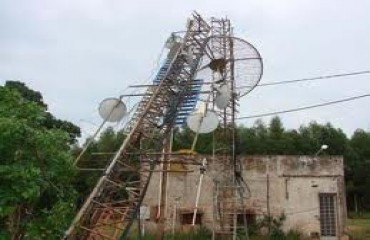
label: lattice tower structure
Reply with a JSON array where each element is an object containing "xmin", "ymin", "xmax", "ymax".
[
  {"xmin": 208, "ymin": 17, "xmax": 249, "ymax": 239},
  {"xmin": 63, "ymin": 12, "xmax": 211, "ymax": 240}
]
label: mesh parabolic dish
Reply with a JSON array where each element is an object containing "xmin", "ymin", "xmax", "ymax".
[
  {"xmin": 98, "ymin": 98, "xmax": 127, "ymax": 122},
  {"xmin": 198, "ymin": 36, "xmax": 263, "ymax": 97},
  {"xmin": 186, "ymin": 110, "xmax": 219, "ymax": 134}
]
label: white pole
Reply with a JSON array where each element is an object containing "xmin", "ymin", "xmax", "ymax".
[{"xmin": 192, "ymin": 158, "xmax": 207, "ymax": 225}]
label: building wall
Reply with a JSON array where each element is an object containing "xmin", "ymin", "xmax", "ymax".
[{"xmin": 142, "ymin": 155, "xmax": 346, "ymax": 238}]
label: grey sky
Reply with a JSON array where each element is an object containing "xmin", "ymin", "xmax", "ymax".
[{"xmin": 1, "ymin": 0, "xmax": 369, "ymax": 140}]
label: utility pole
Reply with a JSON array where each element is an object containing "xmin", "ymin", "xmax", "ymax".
[{"xmin": 155, "ymin": 135, "xmax": 172, "ymax": 240}]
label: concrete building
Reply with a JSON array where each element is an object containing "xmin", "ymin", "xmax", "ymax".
[{"xmin": 142, "ymin": 155, "xmax": 346, "ymax": 239}]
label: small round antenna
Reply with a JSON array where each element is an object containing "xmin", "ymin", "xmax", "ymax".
[
  {"xmin": 187, "ymin": 110, "xmax": 219, "ymax": 134},
  {"xmin": 98, "ymin": 97, "xmax": 127, "ymax": 122},
  {"xmin": 215, "ymin": 84, "xmax": 231, "ymax": 109}
]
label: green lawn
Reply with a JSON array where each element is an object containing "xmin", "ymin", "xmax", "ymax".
[{"xmin": 348, "ymin": 217, "xmax": 370, "ymax": 240}]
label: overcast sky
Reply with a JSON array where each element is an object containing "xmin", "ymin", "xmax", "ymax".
[{"xmin": 1, "ymin": 0, "xmax": 369, "ymax": 140}]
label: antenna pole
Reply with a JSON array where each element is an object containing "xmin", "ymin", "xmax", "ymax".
[{"xmin": 155, "ymin": 136, "xmax": 171, "ymax": 240}]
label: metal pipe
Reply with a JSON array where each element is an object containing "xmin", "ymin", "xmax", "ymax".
[{"xmin": 192, "ymin": 158, "xmax": 207, "ymax": 225}]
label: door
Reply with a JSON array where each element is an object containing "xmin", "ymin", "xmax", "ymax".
[{"xmin": 319, "ymin": 193, "xmax": 338, "ymax": 240}]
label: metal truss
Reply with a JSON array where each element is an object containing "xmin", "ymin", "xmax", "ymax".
[
  {"xmin": 64, "ymin": 12, "xmax": 262, "ymax": 240},
  {"xmin": 63, "ymin": 12, "xmax": 211, "ymax": 240}
]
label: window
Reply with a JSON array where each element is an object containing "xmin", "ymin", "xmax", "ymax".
[{"xmin": 319, "ymin": 193, "xmax": 337, "ymax": 237}]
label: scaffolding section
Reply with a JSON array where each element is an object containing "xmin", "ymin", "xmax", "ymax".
[{"xmin": 207, "ymin": 17, "xmax": 250, "ymax": 239}]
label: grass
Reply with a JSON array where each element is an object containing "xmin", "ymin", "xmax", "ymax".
[
  {"xmin": 129, "ymin": 228, "xmax": 304, "ymax": 240},
  {"xmin": 126, "ymin": 215, "xmax": 370, "ymax": 240},
  {"xmin": 348, "ymin": 212, "xmax": 370, "ymax": 240},
  {"xmin": 128, "ymin": 227, "xmax": 212, "ymax": 240}
]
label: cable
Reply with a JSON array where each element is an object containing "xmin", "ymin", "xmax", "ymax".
[
  {"xmin": 236, "ymin": 94, "xmax": 370, "ymax": 120},
  {"xmin": 239, "ymin": 70, "xmax": 370, "ymax": 89}
]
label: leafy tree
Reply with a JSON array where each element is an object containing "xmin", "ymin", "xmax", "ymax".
[
  {"xmin": 173, "ymin": 126, "xmax": 196, "ymax": 151},
  {"xmin": 5, "ymin": 80, "xmax": 81, "ymax": 143},
  {"xmin": 253, "ymin": 119, "xmax": 269, "ymax": 154},
  {"xmin": 267, "ymin": 117, "xmax": 287, "ymax": 154},
  {"xmin": 346, "ymin": 130, "xmax": 370, "ymax": 211},
  {"xmin": 0, "ymin": 86, "xmax": 77, "ymax": 239},
  {"xmin": 5, "ymin": 81, "xmax": 46, "ymax": 108},
  {"xmin": 295, "ymin": 122, "xmax": 348, "ymax": 155},
  {"xmin": 238, "ymin": 125, "xmax": 258, "ymax": 154}
]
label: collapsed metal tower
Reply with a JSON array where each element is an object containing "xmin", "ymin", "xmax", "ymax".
[{"xmin": 64, "ymin": 12, "xmax": 262, "ymax": 240}]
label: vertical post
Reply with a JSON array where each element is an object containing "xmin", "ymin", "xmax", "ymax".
[
  {"xmin": 165, "ymin": 129, "xmax": 174, "ymax": 222},
  {"xmin": 267, "ymin": 173, "xmax": 271, "ymax": 235},
  {"xmin": 229, "ymin": 28, "xmax": 239, "ymax": 240},
  {"xmin": 155, "ymin": 136, "xmax": 171, "ymax": 240},
  {"xmin": 192, "ymin": 158, "xmax": 207, "ymax": 226}
]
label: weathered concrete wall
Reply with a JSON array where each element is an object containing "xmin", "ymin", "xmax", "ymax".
[{"xmin": 142, "ymin": 155, "xmax": 346, "ymax": 238}]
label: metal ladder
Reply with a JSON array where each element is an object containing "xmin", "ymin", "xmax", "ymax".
[{"xmin": 214, "ymin": 181, "xmax": 249, "ymax": 239}]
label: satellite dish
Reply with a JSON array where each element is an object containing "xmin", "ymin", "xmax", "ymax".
[
  {"xmin": 187, "ymin": 110, "xmax": 218, "ymax": 134},
  {"xmin": 197, "ymin": 36, "xmax": 263, "ymax": 97},
  {"xmin": 215, "ymin": 84, "xmax": 231, "ymax": 109},
  {"xmin": 98, "ymin": 98, "xmax": 127, "ymax": 122}
]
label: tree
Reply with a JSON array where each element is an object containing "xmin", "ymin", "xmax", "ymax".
[
  {"xmin": 5, "ymin": 81, "xmax": 46, "ymax": 108},
  {"xmin": 253, "ymin": 119, "xmax": 269, "ymax": 154},
  {"xmin": 237, "ymin": 125, "xmax": 258, "ymax": 154},
  {"xmin": 173, "ymin": 126, "xmax": 196, "ymax": 151},
  {"xmin": 267, "ymin": 117, "xmax": 287, "ymax": 154},
  {"xmin": 0, "ymin": 85, "xmax": 77, "ymax": 239},
  {"xmin": 5, "ymin": 81, "xmax": 81, "ymax": 143},
  {"xmin": 346, "ymin": 130, "xmax": 370, "ymax": 211}
]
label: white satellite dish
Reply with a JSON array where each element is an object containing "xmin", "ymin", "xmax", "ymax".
[
  {"xmin": 187, "ymin": 110, "xmax": 219, "ymax": 134},
  {"xmin": 98, "ymin": 98, "xmax": 127, "ymax": 122},
  {"xmin": 215, "ymin": 84, "xmax": 231, "ymax": 109}
]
